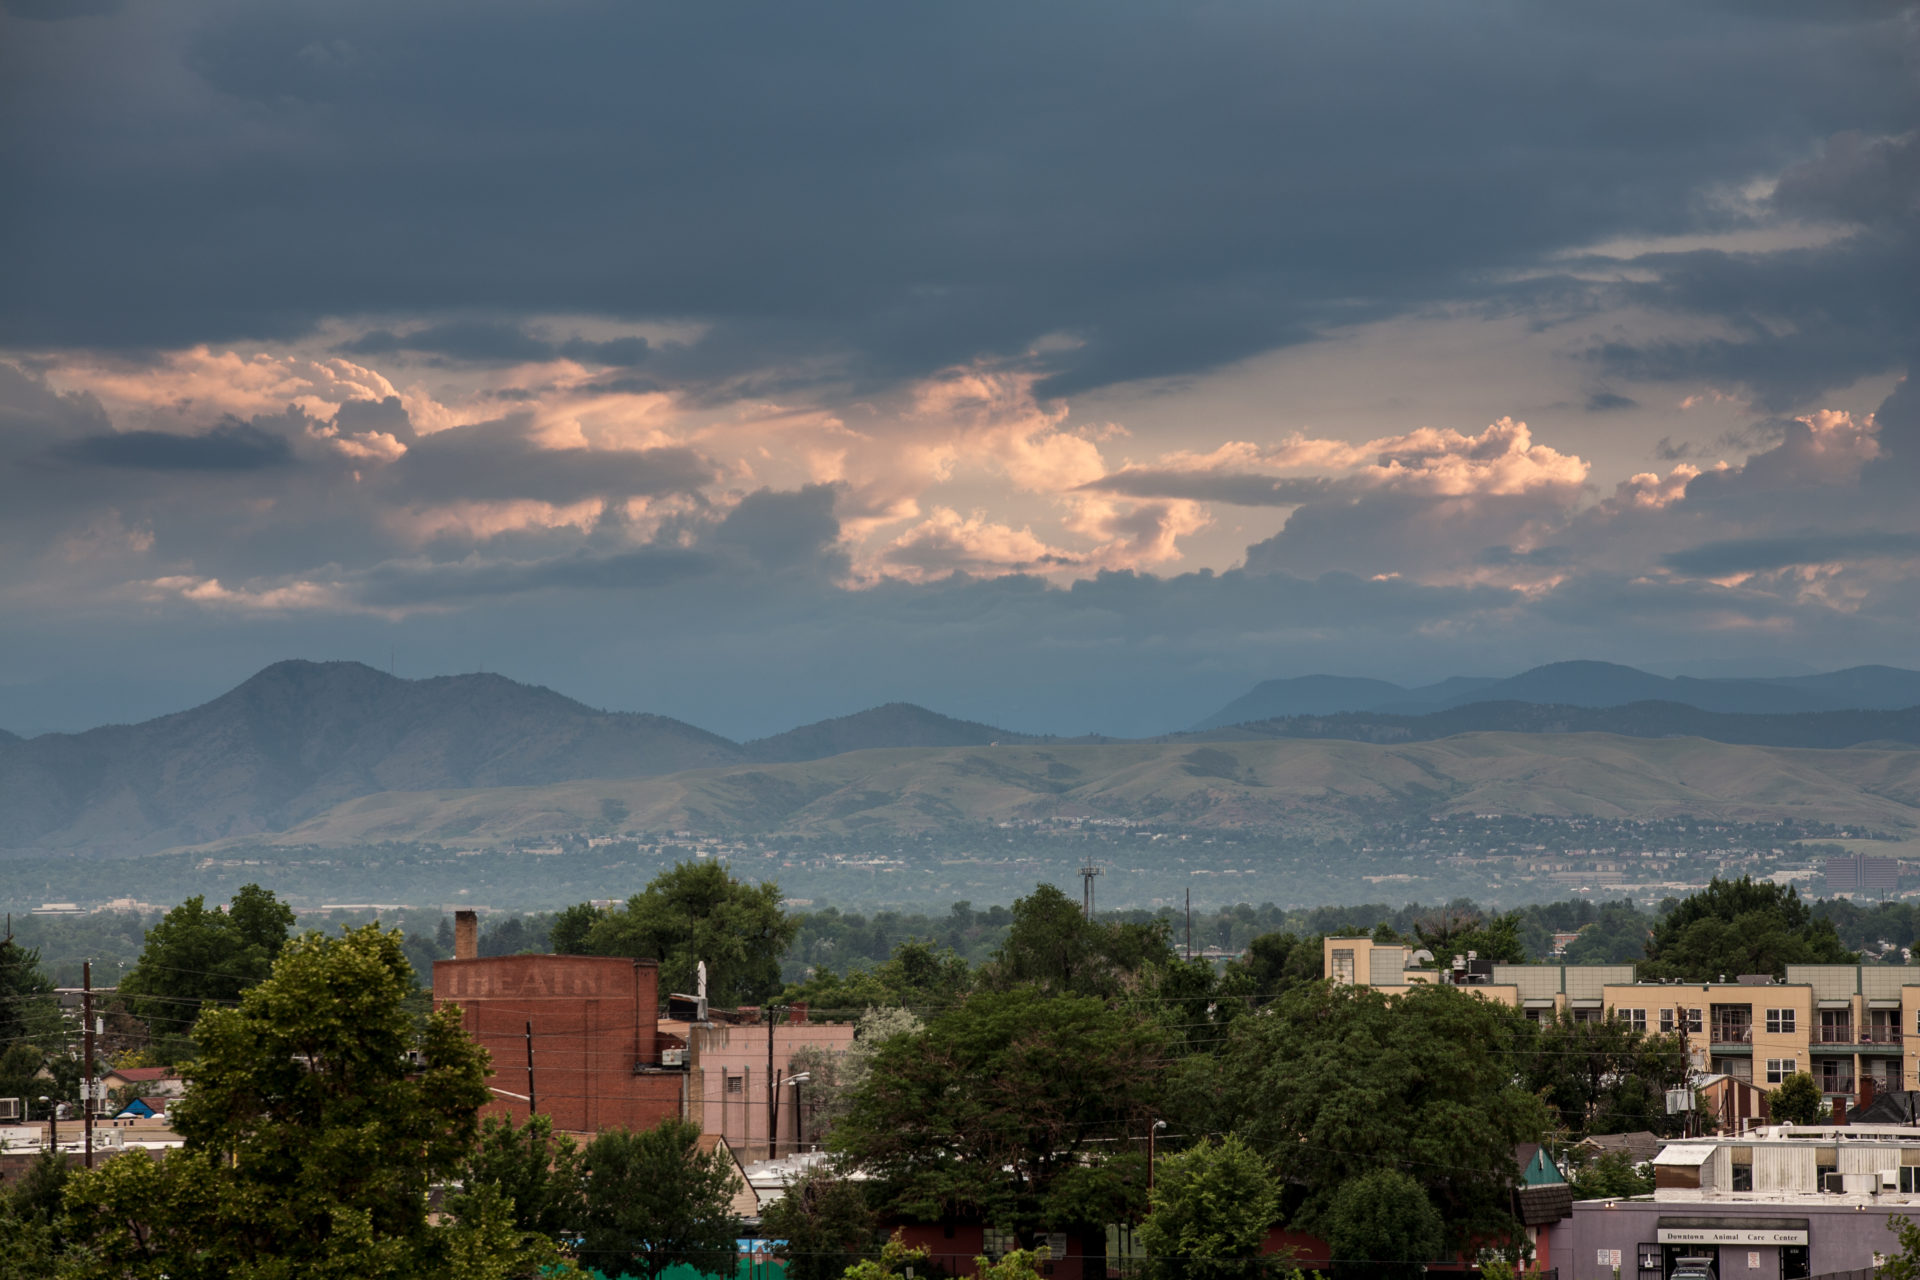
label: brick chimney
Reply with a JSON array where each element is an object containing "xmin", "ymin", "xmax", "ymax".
[
  {"xmin": 454, "ymin": 909, "xmax": 478, "ymax": 960},
  {"xmin": 1861, "ymin": 1076, "xmax": 1877, "ymax": 1111},
  {"xmin": 1832, "ymin": 1095, "xmax": 1848, "ymax": 1127}
]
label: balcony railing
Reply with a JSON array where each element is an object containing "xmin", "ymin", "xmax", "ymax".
[
  {"xmin": 1818, "ymin": 1074, "xmax": 1856, "ymax": 1095},
  {"xmin": 1818, "ymin": 1025, "xmax": 1857, "ymax": 1044},
  {"xmin": 1711, "ymin": 1023, "xmax": 1754, "ymax": 1044},
  {"xmin": 1861, "ymin": 1026, "xmax": 1904, "ymax": 1046}
]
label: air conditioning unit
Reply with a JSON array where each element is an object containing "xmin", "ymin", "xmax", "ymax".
[
  {"xmin": 1882, "ymin": 1170, "xmax": 1900, "ymax": 1190},
  {"xmin": 0, "ymin": 1098, "xmax": 20, "ymax": 1122},
  {"xmin": 661, "ymin": 1048, "xmax": 686, "ymax": 1067}
]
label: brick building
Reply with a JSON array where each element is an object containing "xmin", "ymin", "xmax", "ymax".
[{"xmin": 432, "ymin": 911, "xmax": 687, "ymax": 1137}]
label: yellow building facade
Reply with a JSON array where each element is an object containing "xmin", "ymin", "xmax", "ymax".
[{"xmin": 1325, "ymin": 937, "xmax": 1920, "ymax": 1100}]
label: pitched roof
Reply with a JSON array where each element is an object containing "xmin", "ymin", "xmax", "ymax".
[
  {"xmin": 1850, "ymin": 1090, "xmax": 1920, "ymax": 1125},
  {"xmin": 1579, "ymin": 1130, "xmax": 1663, "ymax": 1164},
  {"xmin": 107, "ymin": 1066, "xmax": 178, "ymax": 1083}
]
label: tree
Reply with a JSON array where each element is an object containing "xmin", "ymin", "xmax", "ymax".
[
  {"xmin": 1640, "ymin": 877, "xmax": 1854, "ymax": 981},
  {"xmin": 0, "ymin": 932, "xmax": 53, "ymax": 1050},
  {"xmin": 1877, "ymin": 1213, "xmax": 1920, "ymax": 1280},
  {"xmin": 575, "ymin": 1118, "xmax": 741, "ymax": 1280},
  {"xmin": 763, "ymin": 1166, "xmax": 879, "ymax": 1280},
  {"xmin": 0, "ymin": 1193, "xmax": 56, "ymax": 1280},
  {"xmin": 976, "ymin": 1249, "xmax": 1050, "ymax": 1280},
  {"xmin": 785, "ymin": 939, "xmax": 973, "ymax": 1013},
  {"xmin": 981, "ymin": 885, "xmax": 1174, "ymax": 998},
  {"xmin": 1523, "ymin": 1013, "xmax": 1690, "ymax": 1137},
  {"xmin": 449, "ymin": 1113, "xmax": 583, "ymax": 1243},
  {"xmin": 1322, "ymin": 1170, "xmax": 1442, "ymax": 1280},
  {"xmin": 1218, "ymin": 932, "xmax": 1323, "ymax": 1007},
  {"xmin": 118, "ymin": 884, "xmax": 296, "ymax": 1061},
  {"xmin": 547, "ymin": 903, "xmax": 599, "ymax": 957},
  {"xmin": 1567, "ymin": 1150, "xmax": 1654, "ymax": 1200},
  {"xmin": 1561, "ymin": 901, "xmax": 1652, "ymax": 965},
  {"xmin": 1769, "ymin": 1071, "xmax": 1826, "ymax": 1126},
  {"xmin": 1137, "ymin": 1134, "xmax": 1278, "ymax": 1280},
  {"xmin": 1413, "ymin": 908, "xmax": 1527, "ymax": 964},
  {"xmin": 841, "ymin": 1230, "xmax": 928, "ymax": 1280},
  {"xmin": 1202, "ymin": 982, "xmax": 1546, "ymax": 1254},
  {"xmin": 59, "ymin": 924, "xmax": 541, "ymax": 1280},
  {"xmin": 834, "ymin": 986, "xmax": 1165, "ymax": 1257},
  {"xmin": 572, "ymin": 861, "xmax": 797, "ymax": 1004}
]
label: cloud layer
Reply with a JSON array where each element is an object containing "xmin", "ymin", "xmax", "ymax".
[{"xmin": 1, "ymin": 1, "xmax": 1916, "ymax": 735}]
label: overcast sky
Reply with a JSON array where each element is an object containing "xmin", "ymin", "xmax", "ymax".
[{"xmin": 2, "ymin": 1, "xmax": 1916, "ymax": 739}]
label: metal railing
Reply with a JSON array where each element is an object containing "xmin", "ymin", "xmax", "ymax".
[
  {"xmin": 1818, "ymin": 1024, "xmax": 1856, "ymax": 1044},
  {"xmin": 1861, "ymin": 1025, "xmax": 1904, "ymax": 1045},
  {"xmin": 1711, "ymin": 1022, "xmax": 1753, "ymax": 1043},
  {"xmin": 1817, "ymin": 1073, "xmax": 1856, "ymax": 1094}
]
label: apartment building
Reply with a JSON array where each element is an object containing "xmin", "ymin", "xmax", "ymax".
[{"xmin": 1325, "ymin": 938, "xmax": 1920, "ymax": 1101}]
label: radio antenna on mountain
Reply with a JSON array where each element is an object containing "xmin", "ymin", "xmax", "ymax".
[{"xmin": 1080, "ymin": 863, "xmax": 1100, "ymax": 921}]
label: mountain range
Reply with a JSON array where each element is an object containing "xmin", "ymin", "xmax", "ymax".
[
  {"xmin": 4, "ymin": 657, "xmax": 1920, "ymax": 856},
  {"xmin": 1192, "ymin": 660, "xmax": 1920, "ymax": 728}
]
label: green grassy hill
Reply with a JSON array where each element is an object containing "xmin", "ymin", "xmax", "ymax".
[{"xmin": 240, "ymin": 732, "xmax": 1920, "ymax": 847}]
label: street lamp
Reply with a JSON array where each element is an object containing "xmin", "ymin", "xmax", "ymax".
[
  {"xmin": 1147, "ymin": 1120, "xmax": 1167, "ymax": 1196},
  {"xmin": 787, "ymin": 1073, "xmax": 812, "ymax": 1153},
  {"xmin": 37, "ymin": 1096, "xmax": 57, "ymax": 1152}
]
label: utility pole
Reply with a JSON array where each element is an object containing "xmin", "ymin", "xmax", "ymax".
[
  {"xmin": 765, "ymin": 1005, "xmax": 783, "ymax": 1160},
  {"xmin": 1080, "ymin": 863, "xmax": 1100, "ymax": 922},
  {"xmin": 83, "ymin": 960, "xmax": 94, "ymax": 1169},
  {"xmin": 525, "ymin": 1020, "xmax": 537, "ymax": 1117},
  {"xmin": 1148, "ymin": 1120, "xmax": 1166, "ymax": 1196},
  {"xmin": 1185, "ymin": 888, "xmax": 1192, "ymax": 961}
]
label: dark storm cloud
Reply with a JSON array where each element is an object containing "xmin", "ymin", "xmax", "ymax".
[
  {"xmin": 1662, "ymin": 530, "xmax": 1920, "ymax": 577},
  {"xmin": 384, "ymin": 416, "xmax": 714, "ymax": 505},
  {"xmin": 46, "ymin": 422, "xmax": 295, "ymax": 471},
  {"xmin": 3, "ymin": 1, "xmax": 1910, "ymax": 400},
  {"xmin": 1585, "ymin": 391, "xmax": 1638, "ymax": 413},
  {"xmin": 341, "ymin": 322, "xmax": 649, "ymax": 367},
  {"xmin": 709, "ymin": 484, "xmax": 845, "ymax": 572},
  {"xmin": 353, "ymin": 546, "xmax": 716, "ymax": 606}
]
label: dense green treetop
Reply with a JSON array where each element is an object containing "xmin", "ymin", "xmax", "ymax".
[
  {"xmin": 557, "ymin": 861, "xmax": 797, "ymax": 1004},
  {"xmin": 0, "ymin": 932, "xmax": 54, "ymax": 1051},
  {"xmin": 761, "ymin": 1165, "xmax": 879, "ymax": 1280},
  {"xmin": 1768, "ymin": 1071, "xmax": 1826, "ymax": 1126},
  {"xmin": 1640, "ymin": 876, "xmax": 1854, "ymax": 979},
  {"xmin": 981, "ymin": 884, "xmax": 1175, "ymax": 998},
  {"xmin": 833, "ymin": 984, "xmax": 1164, "ymax": 1238},
  {"xmin": 1136, "ymin": 1134, "xmax": 1277, "ymax": 1280},
  {"xmin": 1322, "ymin": 1169, "xmax": 1444, "ymax": 1280},
  {"xmin": 574, "ymin": 1118, "xmax": 740, "ymax": 1280},
  {"xmin": 60, "ymin": 924, "xmax": 527, "ymax": 1280},
  {"xmin": 1523, "ymin": 1012, "xmax": 1690, "ymax": 1137},
  {"xmin": 118, "ymin": 883, "xmax": 295, "ymax": 1060},
  {"xmin": 1197, "ymin": 982, "xmax": 1546, "ymax": 1252}
]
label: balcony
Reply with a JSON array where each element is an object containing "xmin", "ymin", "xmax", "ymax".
[
  {"xmin": 1817, "ymin": 1073, "xmax": 1856, "ymax": 1096},
  {"xmin": 1818, "ymin": 1024, "xmax": 1856, "ymax": 1045},
  {"xmin": 1711, "ymin": 1022, "xmax": 1754, "ymax": 1045},
  {"xmin": 1861, "ymin": 1026, "xmax": 1904, "ymax": 1046}
]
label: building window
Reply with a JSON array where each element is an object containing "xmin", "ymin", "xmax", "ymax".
[
  {"xmin": 725, "ymin": 1074, "xmax": 743, "ymax": 1095},
  {"xmin": 983, "ymin": 1229, "xmax": 1019, "ymax": 1259},
  {"xmin": 1331, "ymin": 949, "xmax": 1355, "ymax": 985},
  {"xmin": 1766, "ymin": 1058, "xmax": 1797, "ymax": 1084},
  {"xmin": 1766, "ymin": 1008, "xmax": 1797, "ymax": 1034},
  {"xmin": 1682, "ymin": 1008, "xmax": 1703, "ymax": 1034},
  {"xmin": 1618, "ymin": 1008, "xmax": 1646, "ymax": 1032},
  {"xmin": 1902, "ymin": 1167, "xmax": 1920, "ymax": 1194},
  {"xmin": 1660, "ymin": 1010, "xmax": 1674, "ymax": 1034}
]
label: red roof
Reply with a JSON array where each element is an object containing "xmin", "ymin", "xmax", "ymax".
[{"xmin": 110, "ymin": 1066, "xmax": 178, "ymax": 1082}]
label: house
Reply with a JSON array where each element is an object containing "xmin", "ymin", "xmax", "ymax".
[
  {"xmin": 100, "ymin": 1066, "xmax": 185, "ymax": 1099},
  {"xmin": 111, "ymin": 1097, "xmax": 169, "ymax": 1120},
  {"xmin": 1547, "ymin": 1122, "xmax": 1920, "ymax": 1279},
  {"xmin": 1578, "ymin": 1131, "xmax": 1665, "ymax": 1167}
]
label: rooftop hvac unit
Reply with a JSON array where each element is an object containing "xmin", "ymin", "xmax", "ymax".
[{"xmin": 0, "ymin": 1098, "xmax": 19, "ymax": 1122}]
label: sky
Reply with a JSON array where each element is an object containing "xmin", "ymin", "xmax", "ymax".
[{"xmin": 1, "ymin": 1, "xmax": 1917, "ymax": 740}]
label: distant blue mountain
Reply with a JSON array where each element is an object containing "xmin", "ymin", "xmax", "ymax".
[{"xmin": 1194, "ymin": 661, "xmax": 1920, "ymax": 729}]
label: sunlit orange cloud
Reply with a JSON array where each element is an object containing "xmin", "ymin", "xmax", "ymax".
[{"xmin": 46, "ymin": 347, "xmax": 403, "ymax": 425}]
